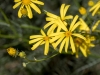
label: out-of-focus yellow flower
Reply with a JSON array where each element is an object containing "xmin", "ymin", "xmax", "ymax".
[
  {"xmin": 13, "ymin": 0, "xmax": 44, "ymax": 18},
  {"xmin": 50, "ymin": 15, "xmax": 86, "ymax": 53},
  {"xmin": 79, "ymin": 18, "xmax": 90, "ymax": 32},
  {"xmin": 29, "ymin": 29, "xmax": 61, "ymax": 55},
  {"xmin": 88, "ymin": 0, "xmax": 95, "ymax": 6},
  {"xmin": 7, "ymin": 47, "xmax": 18, "ymax": 57},
  {"xmin": 18, "ymin": 51, "xmax": 26, "ymax": 58},
  {"xmin": 74, "ymin": 35, "xmax": 95, "ymax": 58},
  {"xmin": 89, "ymin": 1, "xmax": 100, "ymax": 16},
  {"xmin": 44, "ymin": 4, "xmax": 73, "ymax": 34},
  {"xmin": 79, "ymin": 7, "xmax": 87, "ymax": 15}
]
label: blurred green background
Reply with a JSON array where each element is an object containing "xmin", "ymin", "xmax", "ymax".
[{"xmin": 0, "ymin": 0, "xmax": 100, "ymax": 75}]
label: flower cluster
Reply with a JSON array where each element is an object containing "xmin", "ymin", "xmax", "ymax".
[
  {"xmin": 8, "ymin": 0, "xmax": 100, "ymax": 58},
  {"xmin": 7, "ymin": 47, "xmax": 26, "ymax": 58},
  {"xmin": 29, "ymin": 4, "xmax": 95, "ymax": 57}
]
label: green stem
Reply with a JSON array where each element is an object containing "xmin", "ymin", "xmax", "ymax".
[{"xmin": 25, "ymin": 53, "xmax": 59, "ymax": 62}]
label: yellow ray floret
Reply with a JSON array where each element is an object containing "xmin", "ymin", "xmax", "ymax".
[{"xmin": 13, "ymin": 0, "xmax": 44, "ymax": 18}]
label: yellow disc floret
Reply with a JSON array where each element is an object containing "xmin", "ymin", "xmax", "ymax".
[
  {"xmin": 7, "ymin": 47, "xmax": 17, "ymax": 56},
  {"xmin": 44, "ymin": 36, "xmax": 49, "ymax": 41},
  {"xmin": 65, "ymin": 31, "xmax": 72, "ymax": 37},
  {"xmin": 21, "ymin": 8, "xmax": 28, "ymax": 15},
  {"xmin": 22, "ymin": 0, "xmax": 31, "ymax": 5}
]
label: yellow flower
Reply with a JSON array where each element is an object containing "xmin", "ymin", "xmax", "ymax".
[
  {"xmin": 89, "ymin": 1, "xmax": 100, "ymax": 16},
  {"xmin": 50, "ymin": 15, "xmax": 86, "ymax": 53},
  {"xmin": 44, "ymin": 4, "xmax": 73, "ymax": 34},
  {"xmin": 7, "ymin": 47, "xmax": 18, "ymax": 56},
  {"xmin": 13, "ymin": 0, "xmax": 44, "ymax": 18},
  {"xmin": 29, "ymin": 29, "xmax": 61, "ymax": 55},
  {"xmin": 88, "ymin": 0, "xmax": 95, "ymax": 6},
  {"xmin": 79, "ymin": 7, "xmax": 86, "ymax": 15},
  {"xmin": 74, "ymin": 35, "xmax": 95, "ymax": 58}
]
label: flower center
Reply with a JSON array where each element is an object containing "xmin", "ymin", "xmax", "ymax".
[
  {"xmin": 74, "ymin": 38, "xmax": 83, "ymax": 47},
  {"xmin": 44, "ymin": 36, "xmax": 49, "ymax": 41},
  {"xmin": 21, "ymin": 8, "xmax": 27, "ymax": 15},
  {"xmin": 22, "ymin": 0, "xmax": 31, "ymax": 5},
  {"xmin": 65, "ymin": 31, "xmax": 72, "ymax": 37},
  {"xmin": 7, "ymin": 47, "xmax": 16, "ymax": 56}
]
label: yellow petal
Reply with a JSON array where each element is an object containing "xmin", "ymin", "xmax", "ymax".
[
  {"xmin": 55, "ymin": 18, "xmax": 67, "ymax": 31},
  {"xmin": 44, "ymin": 21, "xmax": 54, "ymax": 29},
  {"xmin": 41, "ymin": 29, "xmax": 46, "ymax": 36},
  {"xmin": 92, "ymin": 20, "xmax": 100, "ymax": 31},
  {"xmin": 29, "ymin": 38, "xmax": 43, "ymax": 44},
  {"xmin": 56, "ymin": 26, "xmax": 62, "ymax": 32},
  {"xmin": 65, "ymin": 37, "xmax": 69, "ymax": 52},
  {"xmin": 30, "ymin": 3, "xmax": 41, "ymax": 14},
  {"xmin": 54, "ymin": 35, "xmax": 65, "ymax": 49},
  {"xmin": 89, "ymin": 2, "xmax": 100, "ymax": 12},
  {"xmin": 46, "ymin": 17, "xmax": 55, "ymax": 21},
  {"xmin": 60, "ymin": 4, "xmax": 65, "ymax": 20},
  {"xmin": 14, "ymin": 0, "xmax": 21, "ymax": 2},
  {"xmin": 72, "ymin": 33, "xmax": 86, "ymax": 40},
  {"xmin": 59, "ymin": 38, "xmax": 66, "ymax": 53},
  {"xmin": 49, "ymin": 35, "xmax": 62, "ymax": 43},
  {"xmin": 18, "ymin": 5, "xmax": 24, "ymax": 18},
  {"xmin": 79, "ymin": 18, "xmax": 90, "ymax": 31},
  {"xmin": 47, "ymin": 24, "xmax": 57, "ymax": 35},
  {"xmin": 70, "ymin": 36, "xmax": 76, "ymax": 53},
  {"xmin": 92, "ymin": 5, "xmax": 100, "ymax": 16},
  {"xmin": 71, "ymin": 21, "xmax": 80, "ymax": 32},
  {"xmin": 26, "ymin": 5, "xmax": 33, "ymax": 19},
  {"xmin": 69, "ymin": 15, "xmax": 78, "ymax": 31},
  {"xmin": 31, "ymin": 0, "xmax": 44, "ymax": 5},
  {"xmin": 44, "ymin": 41, "xmax": 49, "ymax": 55},
  {"xmin": 31, "ymin": 40, "xmax": 43, "ymax": 50},
  {"xmin": 64, "ymin": 5, "xmax": 70, "ymax": 17},
  {"xmin": 13, "ymin": 2, "xmax": 22, "ymax": 9},
  {"xmin": 49, "ymin": 32, "xmax": 64, "ymax": 37},
  {"xmin": 30, "ymin": 35, "xmax": 43, "ymax": 39},
  {"xmin": 80, "ymin": 46, "xmax": 87, "ymax": 57},
  {"xmin": 45, "ymin": 11, "xmax": 58, "ymax": 18},
  {"xmin": 89, "ymin": 43, "xmax": 95, "ymax": 47},
  {"xmin": 40, "ymin": 41, "xmax": 45, "ymax": 45},
  {"xmin": 64, "ymin": 15, "xmax": 73, "ymax": 20}
]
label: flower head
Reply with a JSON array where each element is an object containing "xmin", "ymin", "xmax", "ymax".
[
  {"xmin": 50, "ymin": 15, "xmax": 86, "ymax": 53},
  {"xmin": 13, "ymin": 0, "xmax": 44, "ymax": 18},
  {"xmin": 74, "ymin": 35, "xmax": 95, "ymax": 58},
  {"xmin": 88, "ymin": 0, "xmax": 95, "ymax": 6},
  {"xmin": 29, "ymin": 29, "xmax": 59, "ymax": 55},
  {"xmin": 79, "ymin": 7, "xmax": 86, "ymax": 15},
  {"xmin": 7, "ymin": 47, "xmax": 18, "ymax": 57},
  {"xmin": 18, "ymin": 51, "xmax": 26, "ymax": 58}
]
